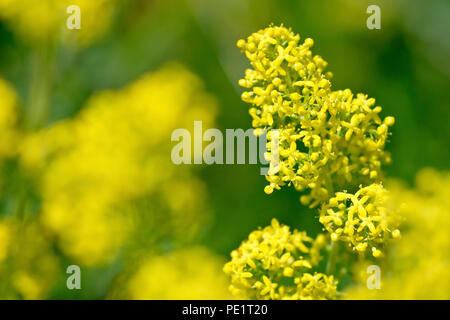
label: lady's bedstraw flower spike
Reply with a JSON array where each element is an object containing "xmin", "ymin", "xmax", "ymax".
[
  {"xmin": 237, "ymin": 25, "xmax": 394, "ymax": 206},
  {"xmin": 0, "ymin": 77, "xmax": 20, "ymax": 159},
  {"xmin": 223, "ymin": 219, "xmax": 337, "ymax": 300},
  {"xmin": 320, "ymin": 184, "xmax": 402, "ymax": 257}
]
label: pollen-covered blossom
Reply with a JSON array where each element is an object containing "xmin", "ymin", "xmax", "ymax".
[
  {"xmin": 237, "ymin": 25, "xmax": 394, "ymax": 206},
  {"xmin": 223, "ymin": 219, "xmax": 337, "ymax": 300},
  {"xmin": 111, "ymin": 247, "xmax": 231, "ymax": 300},
  {"xmin": 0, "ymin": 0, "xmax": 116, "ymax": 46},
  {"xmin": 0, "ymin": 77, "xmax": 20, "ymax": 160},
  {"xmin": 345, "ymin": 169, "xmax": 450, "ymax": 299},
  {"xmin": 320, "ymin": 183, "xmax": 401, "ymax": 257},
  {"xmin": 20, "ymin": 63, "xmax": 217, "ymax": 265},
  {"xmin": 0, "ymin": 219, "xmax": 59, "ymax": 299}
]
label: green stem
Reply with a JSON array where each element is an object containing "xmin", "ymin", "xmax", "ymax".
[
  {"xmin": 26, "ymin": 46, "xmax": 54, "ymax": 130},
  {"xmin": 15, "ymin": 187, "xmax": 27, "ymax": 221},
  {"xmin": 325, "ymin": 172, "xmax": 335, "ymax": 197},
  {"xmin": 16, "ymin": 45, "xmax": 54, "ymax": 220},
  {"xmin": 326, "ymin": 240, "xmax": 339, "ymax": 275}
]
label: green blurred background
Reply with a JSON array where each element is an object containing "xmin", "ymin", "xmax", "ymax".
[{"xmin": 0, "ymin": 0, "xmax": 448, "ymax": 298}]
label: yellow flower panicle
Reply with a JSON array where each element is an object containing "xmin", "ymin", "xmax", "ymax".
[
  {"xmin": 345, "ymin": 169, "xmax": 450, "ymax": 299},
  {"xmin": 20, "ymin": 63, "xmax": 217, "ymax": 265},
  {"xmin": 320, "ymin": 183, "xmax": 401, "ymax": 257},
  {"xmin": 0, "ymin": 219, "xmax": 59, "ymax": 299},
  {"xmin": 0, "ymin": 77, "xmax": 20, "ymax": 159},
  {"xmin": 113, "ymin": 247, "xmax": 231, "ymax": 300},
  {"xmin": 223, "ymin": 219, "xmax": 337, "ymax": 300},
  {"xmin": 0, "ymin": 0, "xmax": 116, "ymax": 46},
  {"xmin": 237, "ymin": 25, "xmax": 394, "ymax": 206}
]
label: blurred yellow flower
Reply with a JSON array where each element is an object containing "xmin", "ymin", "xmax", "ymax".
[
  {"xmin": 20, "ymin": 63, "xmax": 217, "ymax": 266},
  {"xmin": 113, "ymin": 247, "xmax": 231, "ymax": 300},
  {"xmin": 0, "ymin": 222, "xmax": 10, "ymax": 262},
  {"xmin": 0, "ymin": 0, "xmax": 116, "ymax": 46}
]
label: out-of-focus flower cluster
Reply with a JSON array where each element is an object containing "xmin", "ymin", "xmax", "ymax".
[
  {"xmin": 223, "ymin": 219, "xmax": 337, "ymax": 300},
  {"xmin": 237, "ymin": 25, "xmax": 394, "ymax": 207},
  {"xmin": 345, "ymin": 168, "xmax": 450, "ymax": 299},
  {"xmin": 0, "ymin": 218, "xmax": 59, "ymax": 299},
  {"xmin": 20, "ymin": 63, "xmax": 217, "ymax": 265},
  {"xmin": 111, "ymin": 247, "xmax": 231, "ymax": 300},
  {"xmin": 0, "ymin": 0, "xmax": 116, "ymax": 46},
  {"xmin": 320, "ymin": 184, "xmax": 401, "ymax": 257}
]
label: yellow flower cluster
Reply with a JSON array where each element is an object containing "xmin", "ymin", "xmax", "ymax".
[
  {"xmin": 0, "ymin": 77, "xmax": 20, "ymax": 160},
  {"xmin": 113, "ymin": 247, "xmax": 231, "ymax": 300},
  {"xmin": 223, "ymin": 219, "xmax": 337, "ymax": 300},
  {"xmin": 345, "ymin": 169, "xmax": 450, "ymax": 299},
  {"xmin": 320, "ymin": 184, "xmax": 401, "ymax": 257},
  {"xmin": 0, "ymin": 219, "xmax": 59, "ymax": 299},
  {"xmin": 0, "ymin": 0, "xmax": 116, "ymax": 46},
  {"xmin": 21, "ymin": 63, "xmax": 217, "ymax": 265},
  {"xmin": 237, "ymin": 25, "xmax": 394, "ymax": 206}
]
